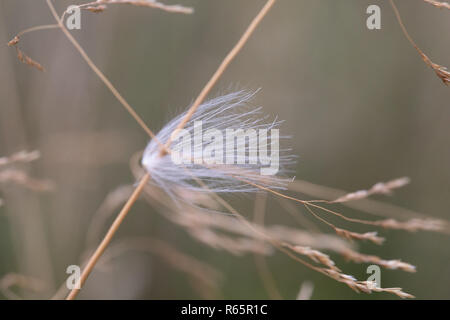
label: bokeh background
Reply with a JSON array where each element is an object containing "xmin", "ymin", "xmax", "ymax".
[{"xmin": 0, "ymin": 0, "xmax": 449, "ymax": 299}]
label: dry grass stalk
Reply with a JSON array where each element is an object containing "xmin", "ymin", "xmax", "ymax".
[
  {"xmin": 234, "ymin": 175, "xmax": 397, "ymax": 231},
  {"xmin": 355, "ymin": 281, "xmax": 414, "ymax": 299},
  {"xmin": 142, "ymin": 169, "xmax": 416, "ymax": 287},
  {"xmin": 334, "ymin": 228, "xmax": 385, "ymax": 245},
  {"xmin": 301, "ymin": 200, "xmax": 387, "ymax": 244},
  {"xmin": 273, "ymin": 182, "xmax": 417, "ymax": 274},
  {"xmin": 426, "ymin": 59, "xmax": 450, "ymax": 85},
  {"xmin": 289, "ymin": 179, "xmax": 450, "ymax": 234},
  {"xmin": 371, "ymin": 218, "xmax": 447, "ymax": 232},
  {"xmin": 95, "ymin": 0, "xmax": 194, "ymax": 14},
  {"xmin": 331, "ymin": 177, "xmax": 410, "ymax": 203},
  {"xmin": 7, "ymin": 36, "xmax": 20, "ymax": 47},
  {"xmin": 62, "ymin": 0, "xmax": 193, "ymax": 19},
  {"xmin": 423, "ymin": 0, "xmax": 450, "ymax": 9},
  {"xmin": 8, "ymin": 34, "xmax": 43, "ymax": 71},
  {"xmin": 7, "ymin": 24, "xmax": 59, "ymax": 71},
  {"xmin": 322, "ymin": 269, "xmax": 414, "ymax": 298},
  {"xmin": 390, "ymin": 0, "xmax": 450, "ymax": 85},
  {"xmin": 303, "ymin": 197, "xmax": 390, "ymax": 245},
  {"xmin": 85, "ymin": 5, "xmax": 107, "ymax": 13},
  {"xmin": 178, "ymin": 161, "xmax": 443, "ymax": 298},
  {"xmin": 286, "ymin": 244, "xmax": 339, "ymax": 271},
  {"xmin": 252, "ymin": 176, "xmax": 450, "ymax": 236},
  {"xmin": 13, "ymin": 47, "xmax": 45, "ymax": 72},
  {"xmin": 203, "ymin": 193, "xmax": 416, "ymax": 299},
  {"xmin": 142, "ymin": 180, "xmax": 415, "ymax": 299},
  {"xmin": 290, "ymin": 179, "xmax": 420, "ymax": 219},
  {"xmin": 341, "ymin": 249, "xmax": 416, "ymax": 273}
]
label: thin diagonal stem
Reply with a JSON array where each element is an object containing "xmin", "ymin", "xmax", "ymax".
[{"xmin": 16, "ymin": 24, "xmax": 59, "ymax": 37}]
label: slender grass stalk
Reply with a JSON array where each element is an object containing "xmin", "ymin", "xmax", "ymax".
[
  {"xmin": 423, "ymin": 0, "xmax": 450, "ymax": 10},
  {"xmin": 15, "ymin": 24, "xmax": 59, "ymax": 37},
  {"xmin": 390, "ymin": 0, "xmax": 450, "ymax": 85}
]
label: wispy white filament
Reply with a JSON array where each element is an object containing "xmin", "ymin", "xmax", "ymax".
[{"xmin": 142, "ymin": 90, "xmax": 296, "ymax": 198}]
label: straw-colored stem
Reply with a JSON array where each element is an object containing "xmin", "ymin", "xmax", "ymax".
[{"xmin": 16, "ymin": 24, "xmax": 59, "ymax": 37}]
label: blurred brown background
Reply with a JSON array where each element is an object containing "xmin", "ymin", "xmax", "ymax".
[{"xmin": 0, "ymin": 0, "xmax": 449, "ymax": 299}]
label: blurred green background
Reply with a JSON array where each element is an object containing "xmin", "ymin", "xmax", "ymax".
[{"xmin": 0, "ymin": 0, "xmax": 449, "ymax": 299}]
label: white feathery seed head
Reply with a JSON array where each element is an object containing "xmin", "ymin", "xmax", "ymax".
[{"xmin": 142, "ymin": 90, "xmax": 296, "ymax": 198}]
